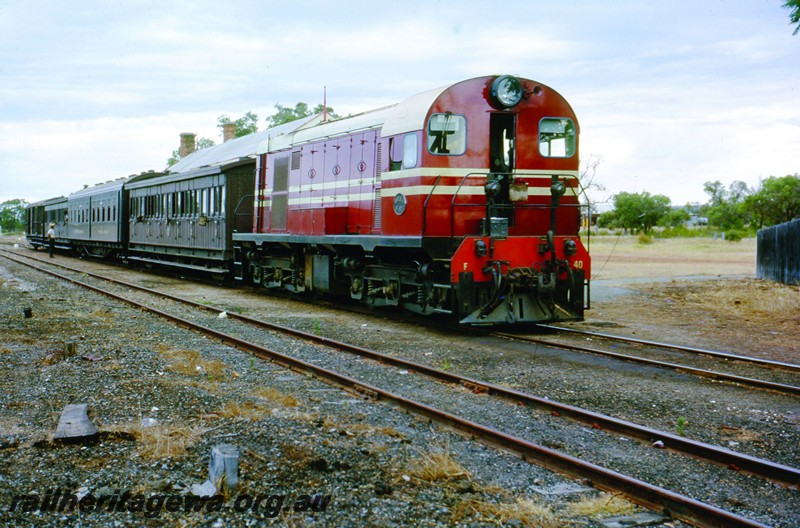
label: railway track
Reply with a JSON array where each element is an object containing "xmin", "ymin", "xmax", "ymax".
[
  {"xmin": 2, "ymin": 248, "xmax": 796, "ymax": 527},
  {"xmin": 492, "ymin": 327, "xmax": 800, "ymax": 397}
]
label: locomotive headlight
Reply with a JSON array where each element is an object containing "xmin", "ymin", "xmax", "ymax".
[
  {"xmin": 490, "ymin": 75, "xmax": 523, "ymax": 108},
  {"xmin": 563, "ymin": 239, "xmax": 578, "ymax": 257}
]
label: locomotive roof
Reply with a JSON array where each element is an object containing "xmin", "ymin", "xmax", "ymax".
[
  {"xmin": 257, "ymin": 84, "xmax": 448, "ymax": 154},
  {"xmin": 166, "ymin": 114, "xmax": 320, "ymax": 174}
]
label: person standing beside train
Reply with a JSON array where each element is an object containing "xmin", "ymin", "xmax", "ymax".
[{"xmin": 47, "ymin": 223, "xmax": 55, "ymax": 257}]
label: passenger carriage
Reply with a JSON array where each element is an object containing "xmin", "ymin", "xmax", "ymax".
[
  {"xmin": 123, "ymin": 140, "xmax": 258, "ymax": 275},
  {"xmin": 66, "ymin": 179, "xmax": 128, "ymax": 258},
  {"xmin": 25, "ymin": 196, "xmax": 69, "ymax": 251}
]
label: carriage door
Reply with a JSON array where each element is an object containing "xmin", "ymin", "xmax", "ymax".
[{"xmin": 487, "ymin": 113, "xmax": 516, "ymax": 224}]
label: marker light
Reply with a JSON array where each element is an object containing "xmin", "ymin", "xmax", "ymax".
[{"xmin": 490, "ymin": 75, "xmax": 523, "ymax": 108}]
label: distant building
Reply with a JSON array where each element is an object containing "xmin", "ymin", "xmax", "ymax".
[{"xmin": 688, "ymin": 215, "xmax": 708, "ymax": 227}]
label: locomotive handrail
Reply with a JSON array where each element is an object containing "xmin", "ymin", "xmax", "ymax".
[
  {"xmin": 421, "ymin": 175, "xmax": 442, "ymax": 235},
  {"xmin": 449, "ymin": 171, "xmax": 489, "ymax": 244}
]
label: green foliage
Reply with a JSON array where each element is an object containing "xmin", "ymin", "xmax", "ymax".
[
  {"xmin": 637, "ymin": 232, "xmax": 654, "ymax": 244},
  {"xmin": 724, "ymin": 229, "xmax": 746, "ymax": 242},
  {"xmin": 0, "ymin": 199, "xmax": 28, "ymax": 232},
  {"xmin": 217, "ymin": 112, "xmax": 259, "ymax": 137},
  {"xmin": 612, "ymin": 192, "xmax": 672, "ymax": 233},
  {"xmin": 659, "ymin": 207, "xmax": 691, "ymax": 228},
  {"xmin": 701, "ymin": 180, "xmax": 751, "ymax": 230},
  {"xmin": 785, "ymin": 0, "xmax": 800, "ymax": 35},
  {"xmin": 659, "ymin": 225, "xmax": 704, "ymax": 238},
  {"xmin": 743, "ymin": 174, "xmax": 800, "ymax": 228},
  {"xmin": 596, "ymin": 209, "xmax": 619, "ymax": 229},
  {"xmin": 676, "ymin": 416, "xmax": 687, "ymax": 436},
  {"xmin": 265, "ymin": 102, "xmax": 338, "ymax": 128}
]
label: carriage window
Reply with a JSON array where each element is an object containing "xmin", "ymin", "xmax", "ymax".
[
  {"xmin": 427, "ymin": 114, "xmax": 466, "ymax": 155},
  {"xmin": 539, "ymin": 118, "xmax": 576, "ymax": 157}
]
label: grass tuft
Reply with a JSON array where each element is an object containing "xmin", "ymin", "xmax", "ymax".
[
  {"xmin": 253, "ymin": 387, "xmax": 299, "ymax": 407},
  {"xmin": 404, "ymin": 450, "xmax": 471, "ymax": 482},
  {"xmin": 452, "ymin": 497, "xmax": 559, "ymax": 528},
  {"xmin": 566, "ymin": 492, "xmax": 637, "ymax": 518},
  {"xmin": 158, "ymin": 345, "xmax": 227, "ymax": 378}
]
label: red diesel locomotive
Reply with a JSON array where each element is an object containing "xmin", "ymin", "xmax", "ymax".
[{"xmin": 233, "ymin": 75, "xmax": 590, "ymax": 324}]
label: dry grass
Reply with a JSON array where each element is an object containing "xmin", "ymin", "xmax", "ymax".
[
  {"xmin": 588, "ymin": 236, "xmax": 755, "ymax": 280},
  {"xmin": 682, "ymin": 280, "xmax": 800, "ymax": 322},
  {"xmin": 105, "ymin": 421, "xmax": 203, "ymax": 459},
  {"xmin": 157, "ymin": 344, "xmax": 228, "ymax": 378},
  {"xmin": 404, "ymin": 449, "xmax": 471, "ymax": 482},
  {"xmin": 215, "ymin": 400, "xmax": 271, "ymax": 421},
  {"xmin": 566, "ymin": 492, "xmax": 637, "ymax": 518},
  {"xmin": 253, "ymin": 386, "xmax": 299, "ymax": 407},
  {"xmin": 452, "ymin": 497, "xmax": 559, "ymax": 528},
  {"xmin": 318, "ymin": 417, "xmax": 407, "ymax": 439}
]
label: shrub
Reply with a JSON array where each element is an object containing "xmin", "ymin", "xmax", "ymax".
[{"xmin": 724, "ymin": 230, "xmax": 746, "ymax": 242}]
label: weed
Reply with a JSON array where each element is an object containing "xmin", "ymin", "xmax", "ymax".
[
  {"xmin": 676, "ymin": 416, "xmax": 687, "ymax": 436},
  {"xmin": 440, "ymin": 359, "xmax": 452, "ymax": 371}
]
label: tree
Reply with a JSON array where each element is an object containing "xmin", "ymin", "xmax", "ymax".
[
  {"xmin": 217, "ymin": 112, "xmax": 259, "ymax": 138},
  {"xmin": 0, "ymin": 199, "xmax": 28, "ymax": 232},
  {"xmin": 701, "ymin": 180, "xmax": 752, "ymax": 230},
  {"xmin": 167, "ymin": 136, "xmax": 216, "ymax": 167},
  {"xmin": 785, "ymin": 0, "xmax": 800, "ymax": 35},
  {"xmin": 265, "ymin": 102, "xmax": 337, "ymax": 128},
  {"xmin": 659, "ymin": 207, "xmax": 692, "ymax": 228},
  {"xmin": 612, "ymin": 192, "xmax": 672, "ymax": 233},
  {"xmin": 743, "ymin": 174, "xmax": 800, "ymax": 227}
]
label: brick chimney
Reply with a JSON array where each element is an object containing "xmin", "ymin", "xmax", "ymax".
[
  {"xmin": 222, "ymin": 123, "xmax": 237, "ymax": 143},
  {"xmin": 179, "ymin": 133, "xmax": 197, "ymax": 158}
]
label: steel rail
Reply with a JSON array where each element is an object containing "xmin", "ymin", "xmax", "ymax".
[
  {"xmin": 495, "ymin": 332, "xmax": 800, "ymax": 397},
  {"xmin": 2, "ymin": 249, "xmax": 798, "ymax": 489},
  {"xmin": 0, "ymin": 251, "xmax": 772, "ymax": 528},
  {"xmin": 539, "ymin": 324, "xmax": 800, "ymax": 372}
]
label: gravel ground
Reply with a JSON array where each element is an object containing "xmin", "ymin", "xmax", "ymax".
[
  {"xmin": 0, "ymin": 253, "xmax": 664, "ymax": 528},
  {"xmin": 1, "ymin": 246, "xmax": 797, "ymax": 527}
]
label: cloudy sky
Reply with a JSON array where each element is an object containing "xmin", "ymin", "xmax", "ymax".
[{"xmin": 1, "ymin": 0, "xmax": 797, "ymax": 207}]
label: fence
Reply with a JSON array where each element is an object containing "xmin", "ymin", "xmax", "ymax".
[{"xmin": 756, "ymin": 218, "xmax": 800, "ymax": 285}]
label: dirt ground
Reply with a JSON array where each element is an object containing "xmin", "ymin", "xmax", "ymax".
[{"xmin": 578, "ymin": 236, "xmax": 799, "ymax": 363}]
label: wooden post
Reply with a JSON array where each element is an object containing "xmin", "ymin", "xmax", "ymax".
[
  {"xmin": 209, "ymin": 444, "xmax": 239, "ymax": 494},
  {"xmin": 54, "ymin": 403, "xmax": 98, "ymax": 441}
]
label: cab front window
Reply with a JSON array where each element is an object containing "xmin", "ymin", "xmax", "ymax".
[
  {"xmin": 427, "ymin": 114, "xmax": 466, "ymax": 155},
  {"xmin": 539, "ymin": 118, "xmax": 575, "ymax": 157}
]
